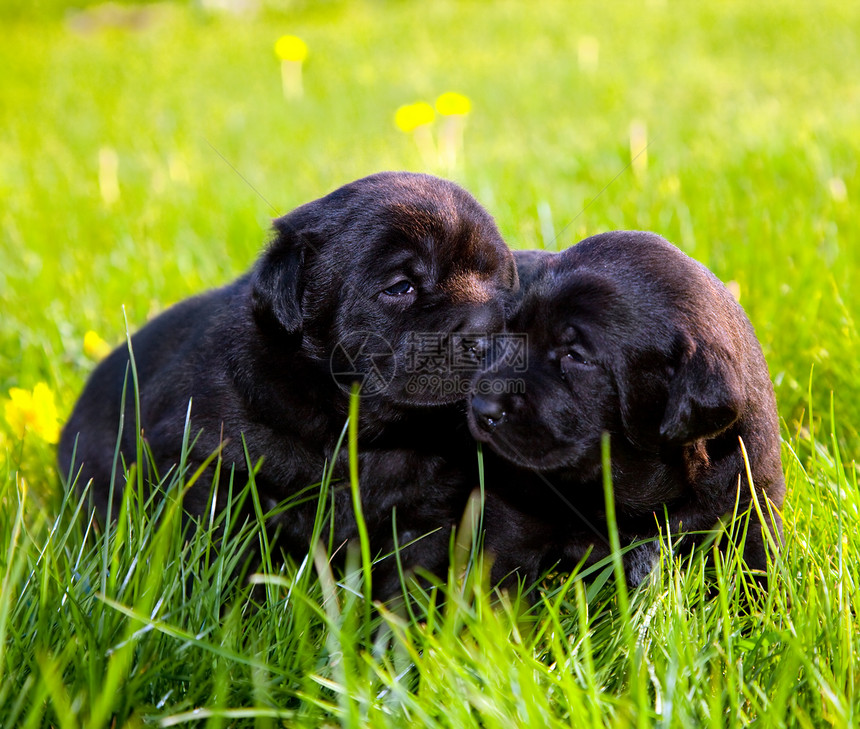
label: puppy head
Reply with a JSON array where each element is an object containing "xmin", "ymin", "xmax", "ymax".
[
  {"xmin": 468, "ymin": 231, "xmax": 748, "ymax": 473},
  {"xmin": 252, "ymin": 171, "xmax": 518, "ymax": 408}
]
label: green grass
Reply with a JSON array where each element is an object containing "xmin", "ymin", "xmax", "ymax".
[{"xmin": 2, "ymin": 0, "xmax": 859, "ymax": 726}]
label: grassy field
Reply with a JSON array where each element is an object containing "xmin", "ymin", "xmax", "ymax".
[{"xmin": 2, "ymin": 0, "xmax": 859, "ymax": 726}]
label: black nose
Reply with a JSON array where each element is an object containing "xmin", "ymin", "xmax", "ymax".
[{"xmin": 471, "ymin": 394, "xmax": 506, "ymax": 431}]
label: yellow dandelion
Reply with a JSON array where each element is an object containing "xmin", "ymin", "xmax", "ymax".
[
  {"xmin": 274, "ymin": 35, "xmax": 308, "ymax": 62},
  {"xmin": 394, "ymin": 102, "xmax": 436, "ymax": 167},
  {"xmin": 434, "ymin": 93, "xmax": 471, "ymax": 171},
  {"xmin": 434, "ymin": 92, "xmax": 471, "ymax": 116},
  {"xmin": 274, "ymin": 35, "xmax": 308, "ymax": 99},
  {"xmin": 394, "ymin": 102, "xmax": 435, "ymax": 133},
  {"xmin": 4, "ymin": 382, "xmax": 61, "ymax": 444},
  {"xmin": 83, "ymin": 330, "xmax": 111, "ymax": 360}
]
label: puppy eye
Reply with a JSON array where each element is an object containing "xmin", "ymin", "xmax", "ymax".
[
  {"xmin": 565, "ymin": 350, "xmax": 591, "ymax": 366},
  {"xmin": 382, "ymin": 280, "xmax": 415, "ymax": 297},
  {"xmin": 560, "ymin": 348, "xmax": 596, "ymax": 380}
]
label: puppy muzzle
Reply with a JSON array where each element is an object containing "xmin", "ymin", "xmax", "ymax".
[{"xmin": 470, "ymin": 393, "xmax": 507, "ymax": 432}]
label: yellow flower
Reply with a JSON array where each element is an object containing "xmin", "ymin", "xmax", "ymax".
[
  {"xmin": 83, "ymin": 330, "xmax": 111, "ymax": 360},
  {"xmin": 274, "ymin": 35, "xmax": 308, "ymax": 63},
  {"xmin": 4, "ymin": 382, "xmax": 60, "ymax": 444},
  {"xmin": 435, "ymin": 92, "xmax": 471, "ymax": 116},
  {"xmin": 394, "ymin": 102, "xmax": 435, "ymax": 133}
]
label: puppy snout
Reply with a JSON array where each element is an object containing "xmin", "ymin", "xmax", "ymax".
[
  {"xmin": 455, "ymin": 302, "xmax": 504, "ymax": 336},
  {"xmin": 471, "ymin": 394, "xmax": 506, "ymax": 431},
  {"xmin": 452, "ymin": 304, "xmax": 503, "ymax": 366}
]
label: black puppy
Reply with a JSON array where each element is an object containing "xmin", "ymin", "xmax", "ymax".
[
  {"xmin": 60, "ymin": 171, "xmax": 518, "ymax": 597},
  {"xmin": 468, "ymin": 231, "xmax": 784, "ymax": 588}
]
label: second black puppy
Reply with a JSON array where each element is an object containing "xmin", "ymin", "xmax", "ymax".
[
  {"xmin": 60, "ymin": 171, "xmax": 518, "ymax": 597},
  {"xmin": 469, "ymin": 231, "xmax": 784, "ymax": 588}
]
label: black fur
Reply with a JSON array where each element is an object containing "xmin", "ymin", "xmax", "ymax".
[
  {"xmin": 468, "ymin": 231, "xmax": 784, "ymax": 588},
  {"xmin": 60, "ymin": 171, "xmax": 518, "ymax": 598}
]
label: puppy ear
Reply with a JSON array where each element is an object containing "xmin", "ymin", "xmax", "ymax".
[
  {"xmin": 618, "ymin": 335, "xmax": 743, "ymax": 449},
  {"xmin": 658, "ymin": 337, "xmax": 743, "ymax": 444},
  {"xmin": 251, "ymin": 214, "xmax": 311, "ymax": 335}
]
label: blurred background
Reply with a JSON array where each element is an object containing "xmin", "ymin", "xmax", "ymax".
[{"xmin": 1, "ymin": 0, "xmax": 858, "ymax": 478}]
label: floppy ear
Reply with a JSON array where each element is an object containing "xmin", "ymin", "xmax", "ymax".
[
  {"xmin": 658, "ymin": 337, "xmax": 743, "ymax": 444},
  {"xmin": 616, "ymin": 351, "xmax": 673, "ymax": 450},
  {"xmin": 251, "ymin": 213, "xmax": 313, "ymax": 335},
  {"xmin": 618, "ymin": 334, "xmax": 744, "ymax": 449}
]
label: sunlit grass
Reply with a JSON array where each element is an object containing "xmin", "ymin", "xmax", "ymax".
[{"xmin": 2, "ymin": 402, "xmax": 857, "ymax": 727}]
